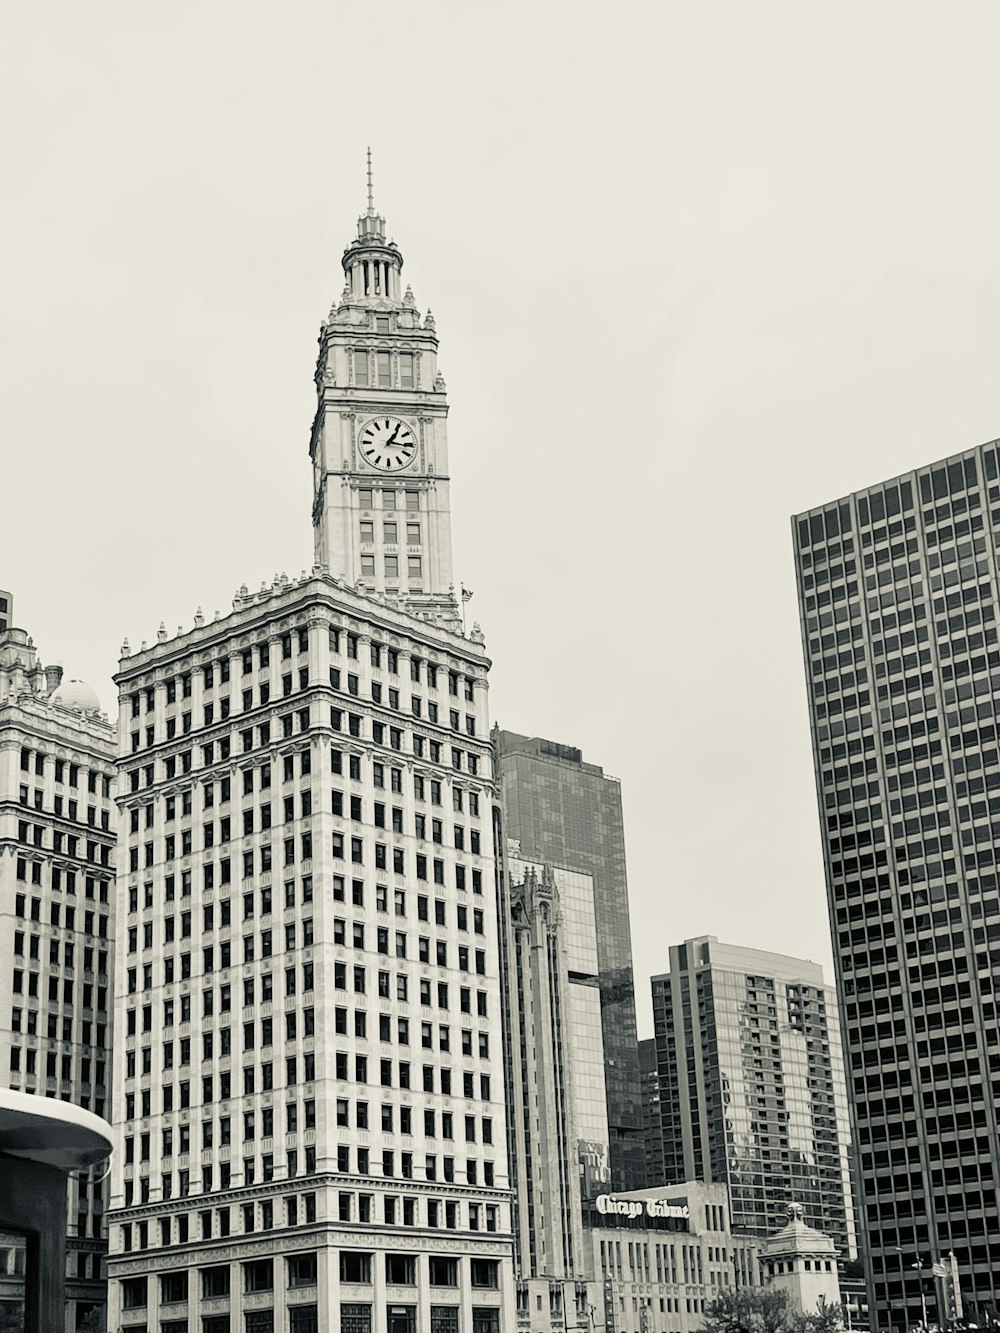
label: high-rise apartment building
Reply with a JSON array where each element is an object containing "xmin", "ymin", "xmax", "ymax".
[
  {"xmin": 106, "ymin": 176, "xmax": 514, "ymax": 1333},
  {"xmin": 495, "ymin": 732, "xmax": 644, "ymax": 1195},
  {"xmin": 0, "ymin": 605, "xmax": 117, "ymax": 1330},
  {"xmin": 649, "ymin": 938, "xmax": 856, "ymax": 1258},
  {"xmin": 793, "ymin": 438, "xmax": 1000, "ymax": 1327}
]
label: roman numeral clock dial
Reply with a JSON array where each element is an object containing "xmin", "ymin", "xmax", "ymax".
[{"xmin": 359, "ymin": 416, "xmax": 416, "ymax": 472}]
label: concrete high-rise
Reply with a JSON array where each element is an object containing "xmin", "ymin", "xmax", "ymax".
[
  {"xmin": 0, "ymin": 599, "xmax": 117, "ymax": 1329},
  {"xmin": 106, "ymin": 174, "xmax": 514, "ymax": 1333},
  {"xmin": 495, "ymin": 732, "xmax": 644, "ymax": 1196},
  {"xmin": 649, "ymin": 938, "xmax": 856, "ymax": 1258},
  {"xmin": 793, "ymin": 438, "xmax": 1000, "ymax": 1328}
]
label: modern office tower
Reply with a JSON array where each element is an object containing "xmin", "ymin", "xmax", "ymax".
[
  {"xmin": 0, "ymin": 605, "xmax": 117, "ymax": 1330},
  {"xmin": 106, "ymin": 178, "xmax": 514, "ymax": 1333},
  {"xmin": 496, "ymin": 731, "xmax": 644, "ymax": 1195},
  {"xmin": 650, "ymin": 938, "xmax": 857, "ymax": 1259},
  {"xmin": 638, "ymin": 1039, "xmax": 664, "ymax": 1187},
  {"xmin": 793, "ymin": 439, "xmax": 1000, "ymax": 1328}
]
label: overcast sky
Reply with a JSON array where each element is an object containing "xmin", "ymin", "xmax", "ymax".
[{"xmin": 4, "ymin": 2, "xmax": 999, "ymax": 1035}]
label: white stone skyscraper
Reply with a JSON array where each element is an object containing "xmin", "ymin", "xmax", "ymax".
[
  {"xmin": 0, "ymin": 595, "xmax": 117, "ymax": 1329},
  {"xmin": 106, "ymin": 169, "xmax": 513, "ymax": 1333}
]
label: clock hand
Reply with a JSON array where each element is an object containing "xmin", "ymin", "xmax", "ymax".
[{"xmin": 386, "ymin": 423, "xmax": 402, "ymax": 447}]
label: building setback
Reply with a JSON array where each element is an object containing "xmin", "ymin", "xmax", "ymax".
[
  {"xmin": 793, "ymin": 438, "xmax": 1000, "ymax": 1328},
  {"xmin": 106, "ymin": 178, "xmax": 515, "ymax": 1333},
  {"xmin": 649, "ymin": 938, "xmax": 856, "ymax": 1258},
  {"xmin": 0, "ymin": 599, "xmax": 117, "ymax": 1330}
]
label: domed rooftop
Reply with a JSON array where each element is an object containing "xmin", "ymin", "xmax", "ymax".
[{"xmin": 50, "ymin": 679, "xmax": 102, "ymax": 715}]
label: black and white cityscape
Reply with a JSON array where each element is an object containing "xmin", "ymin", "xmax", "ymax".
[{"xmin": 2, "ymin": 6, "xmax": 999, "ymax": 1333}]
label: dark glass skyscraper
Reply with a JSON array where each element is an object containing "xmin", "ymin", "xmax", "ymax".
[
  {"xmin": 638, "ymin": 1037, "xmax": 664, "ymax": 1186},
  {"xmin": 495, "ymin": 730, "xmax": 644, "ymax": 1193},
  {"xmin": 794, "ymin": 437, "xmax": 1000, "ymax": 1330}
]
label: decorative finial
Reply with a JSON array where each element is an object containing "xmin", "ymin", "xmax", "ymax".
[
  {"xmin": 194, "ymin": 607, "xmax": 204, "ymax": 628},
  {"xmin": 366, "ymin": 146, "xmax": 374, "ymax": 215},
  {"xmin": 157, "ymin": 622, "xmax": 167, "ymax": 642}
]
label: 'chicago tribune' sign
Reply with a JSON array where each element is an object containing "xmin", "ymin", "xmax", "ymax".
[{"xmin": 595, "ymin": 1195, "xmax": 690, "ymax": 1221}]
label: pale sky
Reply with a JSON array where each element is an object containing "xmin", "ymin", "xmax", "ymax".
[{"xmin": 3, "ymin": 2, "xmax": 999, "ymax": 1036}]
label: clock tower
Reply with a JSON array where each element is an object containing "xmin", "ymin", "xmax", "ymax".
[{"xmin": 311, "ymin": 155, "xmax": 459, "ymax": 626}]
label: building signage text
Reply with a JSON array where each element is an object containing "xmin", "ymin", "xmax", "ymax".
[{"xmin": 595, "ymin": 1195, "xmax": 690, "ymax": 1221}]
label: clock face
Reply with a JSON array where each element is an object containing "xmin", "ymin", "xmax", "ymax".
[{"xmin": 359, "ymin": 417, "xmax": 417, "ymax": 472}]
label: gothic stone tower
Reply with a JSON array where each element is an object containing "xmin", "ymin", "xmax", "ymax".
[{"xmin": 311, "ymin": 156, "xmax": 458, "ymax": 629}]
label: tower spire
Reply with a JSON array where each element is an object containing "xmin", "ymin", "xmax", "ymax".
[{"xmin": 366, "ymin": 146, "xmax": 374, "ymax": 215}]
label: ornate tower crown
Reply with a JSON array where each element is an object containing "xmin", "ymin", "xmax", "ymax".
[
  {"xmin": 310, "ymin": 153, "xmax": 460, "ymax": 626},
  {"xmin": 341, "ymin": 149, "xmax": 403, "ymax": 305}
]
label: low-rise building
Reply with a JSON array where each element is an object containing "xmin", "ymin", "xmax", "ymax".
[
  {"xmin": 758, "ymin": 1203, "xmax": 840, "ymax": 1314},
  {"xmin": 585, "ymin": 1183, "xmax": 758, "ymax": 1333}
]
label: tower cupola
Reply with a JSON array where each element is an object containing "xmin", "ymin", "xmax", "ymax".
[{"xmin": 341, "ymin": 149, "xmax": 403, "ymax": 304}]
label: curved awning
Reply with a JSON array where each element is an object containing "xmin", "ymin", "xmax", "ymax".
[{"xmin": 0, "ymin": 1088, "xmax": 113, "ymax": 1172}]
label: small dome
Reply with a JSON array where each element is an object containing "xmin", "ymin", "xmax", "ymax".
[{"xmin": 50, "ymin": 679, "xmax": 102, "ymax": 714}]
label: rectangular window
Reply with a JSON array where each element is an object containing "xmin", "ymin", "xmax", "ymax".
[
  {"xmin": 360, "ymin": 520, "xmax": 374, "ymax": 543},
  {"xmin": 385, "ymin": 556, "xmax": 399, "ymax": 578},
  {"xmin": 377, "ymin": 352, "xmax": 391, "ymax": 388},
  {"xmin": 383, "ymin": 521, "xmax": 397, "ymax": 544},
  {"xmin": 406, "ymin": 523, "xmax": 420, "ymax": 545},
  {"xmin": 399, "ymin": 353, "xmax": 415, "ymax": 389},
  {"xmin": 341, "ymin": 1306, "xmax": 373, "ymax": 1333},
  {"xmin": 408, "ymin": 556, "xmax": 422, "ymax": 580},
  {"xmin": 385, "ymin": 1254, "xmax": 416, "ymax": 1285},
  {"xmin": 353, "ymin": 351, "xmax": 369, "ymax": 387},
  {"xmin": 361, "ymin": 555, "xmax": 375, "ymax": 577}
]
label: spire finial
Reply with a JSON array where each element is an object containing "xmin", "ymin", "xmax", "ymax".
[{"xmin": 366, "ymin": 146, "xmax": 374, "ymax": 215}]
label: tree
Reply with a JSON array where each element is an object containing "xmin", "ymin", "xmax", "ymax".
[
  {"xmin": 701, "ymin": 1288, "xmax": 791, "ymax": 1333},
  {"xmin": 790, "ymin": 1297, "xmax": 844, "ymax": 1333},
  {"xmin": 701, "ymin": 1291, "xmax": 843, "ymax": 1333}
]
